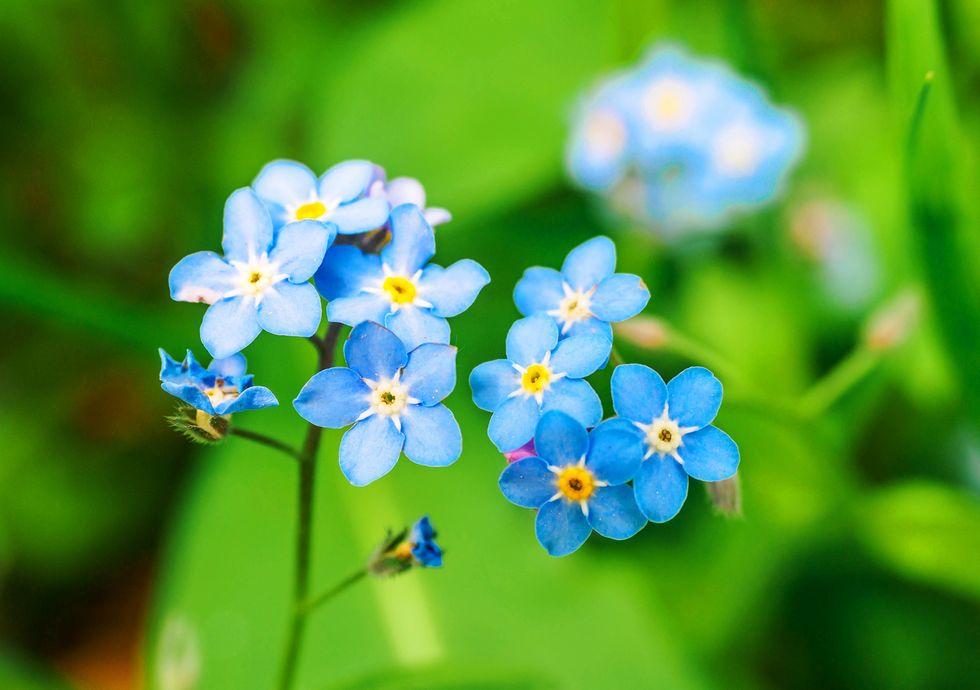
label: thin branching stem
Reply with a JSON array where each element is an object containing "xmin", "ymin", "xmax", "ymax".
[
  {"xmin": 296, "ymin": 568, "xmax": 368, "ymax": 617},
  {"xmin": 228, "ymin": 427, "xmax": 301, "ymax": 461}
]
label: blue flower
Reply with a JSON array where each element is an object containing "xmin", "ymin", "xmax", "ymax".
[
  {"xmin": 611, "ymin": 364, "xmax": 740, "ymax": 522},
  {"xmin": 499, "ymin": 411, "xmax": 646, "ymax": 556},
  {"xmin": 513, "ymin": 236, "xmax": 649, "ymax": 340},
  {"xmin": 315, "ymin": 205, "xmax": 489, "ymax": 350},
  {"xmin": 470, "ymin": 314, "xmax": 609, "ymax": 452},
  {"xmin": 293, "ymin": 321, "xmax": 462, "ymax": 486},
  {"xmin": 368, "ymin": 174, "xmax": 452, "ymax": 227},
  {"xmin": 169, "ymin": 188, "xmax": 335, "ymax": 359},
  {"xmin": 408, "ymin": 516, "xmax": 443, "ymax": 567},
  {"xmin": 252, "ymin": 159, "xmax": 390, "ymax": 235},
  {"xmin": 159, "ymin": 349, "xmax": 278, "ymax": 415}
]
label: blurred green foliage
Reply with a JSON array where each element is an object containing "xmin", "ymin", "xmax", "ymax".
[{"xmin": 0, "ymin": 0, "xmax": 978, "ymax": 689}]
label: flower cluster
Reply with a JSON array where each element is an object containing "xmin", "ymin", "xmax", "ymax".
[
  {"xmin": 566, "ymin": 44, "xmax": 804, "ymax": 236},
  {"xmin": 471, "ymin": 237, "xmax": 739, "ymax": 556}
]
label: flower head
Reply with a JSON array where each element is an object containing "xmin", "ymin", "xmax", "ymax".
[
  {"xmin": 252, "ymin": 159, "xmax": 390, "ymax": 235},
  {"xmin": 293, "ymin": 321, "xmax": 462, "ymax": 486},
  {"xmin": 315, "ymin": 205, "xmax": 489, "ymax": 350},
  {"xmin": 611, "ymin": 364, "xmax": 739, "ymax": 522},
  {"xmin": 169, "ymin": 188, "xmax": 334, "ymax": 358},
  {"xmin": 406, "ymin": 515, "xmax": 443, "ymax": 567},
  {"xmin": 368, "ymin": 173, "xmax": 452, "ymax": 228},
  {"xmin": 159, "ymin": 349, "xmax": 278, "ymax": 416},
  {"xmin": 514, "ymin": 236, "xmax": 649, "ymax": 339},
  {"xmin": 499, "ymin": 411, "xmax": 646, "ymax": 556},
  {"xmin": 470, "ymin": 315, "xmax": 610, "ymax": 452}
]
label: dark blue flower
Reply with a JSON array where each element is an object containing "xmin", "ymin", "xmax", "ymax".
[
  {"xmin": 158, "ymin": 349, "xmax": 278, "ymax": 415},
  {"xmin": 499, "ymin": 411, "xmax": 646, "ymax": 556},
  {"xmin": 408, "ymin": 516, "xmax": 443, "ymax": 567}
]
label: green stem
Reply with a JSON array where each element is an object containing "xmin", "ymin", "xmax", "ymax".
[
  {"xmin": 661, "ymin": 325, "xmax": 750, "ymax": 389},
  {"xmin": 296, "ymin": 568, "xmax": 368, "ymax": 617},
  {"xmin": 798, "ymin": 346, "xmax": 881, "ymax": 419},
  {"xmin": 905, "ymin": 70, "xmax": 934, "ymax": 160},
  {"xmin": 228, "ymin": 428, "xmax": 300, "ymax": 461}
]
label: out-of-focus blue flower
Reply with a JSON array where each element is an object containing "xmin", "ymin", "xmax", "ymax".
[
  {"xmin": 611, "ymin": 364, "xmax": 739, "ymax": 522},
  {"xmin": 499, "ymin": 411, "xmax": 646, "ymax": 556},
  {"xmin": 169, "ymin": 188, "xmax": 334, "ymax": 358},
  {"xmin": 293, "ymin": 321, "xmax": 461, "ymax": 486},
  {"xmin": 408, "ymin": 515, "xmax": 443, "ymax": 567},
  {"xmin": 368, "ymin": 173, "xmax": 452, "ymax": 228},
  {"xmin": 513, "ymin": 236, "xmax": 649, "ymax": 339},
  {"xmin": 470, "ymin": 315, "xmax": 610, "ymax": 452},
  {"xmin": 315, "ymin": 205, "xmax": 489, "ymax": 350},
  {"xmin": 253, "ymin": 159, "xmax": 390, "ymax": 235},
  {"xmin": 159, "ymin": 349, "xmax": 278, "ymax": 415}
]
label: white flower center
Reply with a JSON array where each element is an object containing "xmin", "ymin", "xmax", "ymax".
[
  {"xmin": 583, "ymin": 109, "xmax": 627, "ymax": 160},
  {"xmin": 713, "ymin": 124, "xmax": 763, "ymax": 176},
  {"xmin": 203, "ymin": 378, "xmax": 239, "ymax": 406},
  {"xmin": 358, "ymin": 371, "xmax": 420, "ymax": 431},
  {"xmin": 548, "ymin": 282, "xmax": 596, "ymax": 334},
  {"xmin": 509, "ymin": 350, "xmax": 566, "ymax": 405},
  {"xmin": 227, "ymin": 253, "xmax": 288, "ymax": 305},
  {"xmin": 641, "ymin": 78, "xmax": 696, "ymax": 131},
  {"xmin": 635, "ymin": 405, "xmax": 697, "ymax": 462}
]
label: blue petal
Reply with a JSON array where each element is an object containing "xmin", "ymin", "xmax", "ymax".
[
  {"xmin": 401, "ymin": 403, "xmax": 461, "ymax": 467},
  {"xmin": 590, "ymin": 274, "xmax": 650, "ymax": 322},
  {"xmin": 314, "ymin": 245, "xmax": 382, "ymax": 300},
  {"xmin": 678, "ymin": 425, "xmax": 739, "ymax": 481},
  {"xmin": 587, "ymin": 484, "xmax": 646, "ymax": 540},
  {"xmin": 339, "ymin": 415, "xmax": 405, "ymax": 486},
  {"xmin": 318, "ymin": 160, "xmax": 376, "ymax": 203},
  {"xmin": 505, "ymin": 315, "xmax": 559, "ymax": 367},
  {"xmin": 161, "ymin": 382, "xmax": 215, "ymax": 415},
  {"xmin": 329, "ymin": 197, "xmax": 390, "ymax": 235},
  {"xmin": 469, "ymin": 359, "xmax": 519, "ymax": 412},
  {"xmin": 634, "ymin": 457, "xmax": 689, "ymax": 523},
  {"xmin": 252, "ymin": 160, "xmax": 318, "ymax": 224},
  {"xmin": 293, "ymin": 367, "xmax": 371, "ymax": 428},
  {"xmin": 535, "ymin": 499, "xmax": 591, "ymax": 557},
  {"xmin": 586, "ymin": 417, "xmax": 644, "ymax": 485},
  {"xmin": 513, "ymin": 267, "xmax": 564, "ymax": 316},
  {"xmin": 256, "ymin": 282, "xmax": 322, "ymax": 337},
  {"xmin": 169, "ymin": 251, "xmax": 237, "ymax": 304},
  {"xmin": 385, "ymin": 306, "xmax": 450, "ymax": 351},
  {"xmin": 418, "ymin": 259, "xmax": 490, "ymax": 318},
  {"xmin": 533, "ymin": 410, "xmax": 588, "ymax": 467},
  {"xmin": 611, "ymin": 364, "xmax": 667, "ymax": 424},
  {"xmin": 380, "ymin": 205, "xmax": 435, "ymax": 275},
  {"xmin": 201, "ymin": 296, "xmax": 261, "ymax": 359},
  {"xmin": 327, "ymin": 294, "xmax": 391, "ymax": 328},
  {"xmin": 209, "ymin": 353, "xmax": 247, "ymax": 377},
  {"xmin": 499, "ymin": 456, "xmax": 556, "ymax": 508},
  {"xmin": 561, "ymin": 236, "xmax": 616, "ymax": 291},
  {"xmin": 549, "ymin": 332, "xmax": 611, "ymax": 378},
  {"xmin": 158, "ymin": 349, "xmax": 183, "ymax": 380},
  {"xmin": 221, "ymin": 188, "xmax": 274, "ymax": 262},
  {"xmin": 402, "ymin": 343, "xmax": 457, "ymax": 405},
  {"xmin": 541, "ymin": 378, "xmax": 602, "ymax": 429},
  {"xmin": 269, "ymin": 220, "xmax": 335, "ymax": 282},
  {"xmin": 344, "ymin": 321, "xmax": 408, "ymax": 381},
  {"xmin": 564, "ymin": 317, "xmax": 613, "ymax": 341},
  {"xmin": 488, "ymin": 395, "xmax": 540, "ymax": 452},
  {"xmin": 666, "ymin": 366, "xmax": 723, "ymax": 429},
  {"xmin": 218, "ymin": 385, "xmax": 279, "ymax": 414}
]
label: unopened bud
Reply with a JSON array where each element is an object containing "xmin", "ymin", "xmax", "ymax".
[
  {"xmin": 615, "ymin": 316, "xmax": 668, "ymax": 349},
  {"xmin": 864, "ymin": 290, "xmax": 921, "ymax": 352},
  {"xmin": 166, "ymin": 405, "xmax": 229, "ymax": 444},
  {"xmin": 706, "ymin": 475, "xmax": 742, "ymax": 518}
]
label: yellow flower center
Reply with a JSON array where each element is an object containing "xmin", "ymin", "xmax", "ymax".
[
  {"xmin": 556, "ymin": 465, "xmax": 596, "ymax": 502},
  {"xmin": 383, "ymin": 276, "xmax": 417, "ymax": 304},
  {"xmin": 391, "ymin": 542, "xmax": 414, "ymax": 561},
  {"xmin": 521, "ymin": 364, "xmax": 551, "ymax": 394},
  {"xmin": 295, "ymin": 200, "xmax": 327, "ymax": 221}
]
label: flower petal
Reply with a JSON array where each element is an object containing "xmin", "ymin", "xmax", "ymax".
[
  {"xmin": 541, "ymin": 378, "xmax": 602, "ymax": 429},
  {"xmin": 385, "ymin": 177, "xmax": 426, "ymax": 207},
  {"xmin": 327, "ymin": 294, "xmax": 391, "ymax": 329},
  {"xmin": 666, "ymin": 366, "xmax": 723, "ymax": 429},
  {"xmin": 221, "ymin": 188, "xmax": 274, "ymax": 262},
  {"xmin": 314, "ymin": 245, "xmax": 382, "ymax": 300},
  {"xmin": 512, "ymin": 267, "xmax": 564, "ymax": 317},
  {"xmin": 488, "ymin": 395, "xmax": 540, "ymax": 452},
  {"xmin": 418, "ymin": 259, "xmax": 490, "ymax": 318},
  {"xmin": 269, "ymin": 220, "xmax": 334, "ymax": 282},
  {"xmin": 587, "ymin": 484, "xmax": 646, "ymax": 540},
  {"xmin": 329, "ymin": 197, "xmax": 390, "ymax": 235},
  {"xmin": 401, "ymin": 403, "xmax": 461, "ymax": 467},
  {"xmin": 424, "ymin": 207, "xmax": 452, "ymax": 226},
  {"xmin": 344, "ymin": 321, "xmax": 408, "ymax": 381},
  {"xmin": 564, "ymin": 317, "xmax": 613, "ymax": 340},
  {"xmin": 252, "ymin": 160, "xmax": 318, "ymax": 223},
  {"xmin": 293, "ymin": 367, "xmax": 371, "ymax": 428},
  {"xmin": 499, "ymin": 456, "xmax": 555, "ymax": 508},
  {"xmin": 256, "ymin": 282, "xmax": 322, "ymax": 337},
  {"xmin": 634, "ymin": 457, "xmax": 689, "ymax": 523},
  {"xmin": 561, "ymin": 236, "xmax": 616, "ymax": 291},
  {"xmin": 611, "ymin": 364, "xmax": 667, "ymax": 424},
  {"xmin": 401, "ymin": 343, "xmax": 457, "ymax": 405},
  {"xmin": 318, "ymin": 159, "xmax": 376, "ymax": 203},
  {"xmin": 161, "ymin": 382, "xmax": 215, "ymax": 415},
  {"xmin": 535, "ymin": 499, "xmax": 591, "ymax": 557},
  {"xmin": 380, "ymin": 205, "xmax": 435, "ymax": 275},
  {"xmin": 169, "ymin": 251, "xmax": 237, "ymax": 304},
  {"xmin": 505, "ymin": 315, "xmax": 559, "ymax": 367},
  {"xmin": 339, "ymin": 415, "xmax": 405, "ymax": 486},
  {"xmin": 533, "ymin": 410, "xmax": 588, "ymax": 467},
  {"xmin": 469, "ymin": 359, "xmax": 519, "ymax": 412},
  {"xmin": 385, "ymin": 306, "xmax": 450, "ymax": 351},
  {"xmin": 549, "ymin": 333, "xmax": 611, "ymax": 378},
  {"xmin": 201, "ymin": 296, "xmax": 261, "ymax": 359},
  {"xmin": 590, "ymin": 274, "xmax": 650, "ymax": 322},
  {"xmin": 586, "ymin": 417, "xmax": 644, "ymax": 485},
  {"xmin": 218, "ymin": 385, "xmax": 279, "ymax": 415},
  {"xmin": 208, "ymin": 353, "xmax": 247, "ymax": 377},
  {"xmin": 678, "ymin": 425, "xmax": 739, "ymax": 481}
]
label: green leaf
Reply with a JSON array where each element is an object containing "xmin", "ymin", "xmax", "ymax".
[
  {"xmin": 0, "ymin": 652, "xmax": 74, "ymax": 690},
  {"xmin": 322, "ymin": 663, "xmax": 558, "ymax": 690}
]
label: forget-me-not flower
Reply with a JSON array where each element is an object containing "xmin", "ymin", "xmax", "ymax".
[
  {"xmin": 513, "ymin": 236, "xmax": 649, "ymax": 340},
  {"xmin": 315, "ymin": 205, "xmax": 489, "ymax": 350},
  {"xmin": 611, "ymin": 364, "xmax": 739, "ymax": 522},
  {"xmin": 400, "ymin": 516, "xmax": 443, "ymax": 567},
  {"xmin": 368, "ymin": 173, "xmax": 452, "ymax": 228},
  {"xmin": 470, "ymin": 314, "xmax": 610, "ymax": 452},
  {"xmin": 293, "ymin": 321, "xmax": 461, "ymax": 486},
  {"xmin": 169, "ymin": 188, "xmax": 334, "ymax": 358},
  {"xmin": 159, "ymin": 349, "xmax": 278, "ymax": 415},
  {"xmin": 499, "ymin": 411, "xmax": 646, "ymax": 556},
  {"xmin": 252, "ymin": 159, "xmax": 390, "ymax": 235}
]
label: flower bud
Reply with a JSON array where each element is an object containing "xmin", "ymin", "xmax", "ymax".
[
  {"xmin": 166, "ymin": 404, "xmax": 229, "ymax": 444},
  {"xmin": 863, "ymin": 290, "xmax": 921, "ymax": 352},
  {"xmin": 706, "ymin": 475, "xmax": 742, "ymax": 517},
  {"xmin": 615, "ymin": 316, "xmax": 668, "ymax": 349}
]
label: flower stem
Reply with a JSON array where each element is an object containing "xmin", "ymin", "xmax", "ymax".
[
  {"xmin": 277, "ymin": 322, "xmax": 343, "ymax": 690},
  {"xmin": 798, "ymin": 345, "xmax": 881, "ymax": 419},
  {"xmin": 228, "ymin": 428, "xmax": 301, "ymax": 461},
  {"xmin": 660, "ymin": 324, "xmax": 750, "ymax": 389},
  {"xmin": 296, "ymin": 568, "xmax": 368, "ymax": 617}
]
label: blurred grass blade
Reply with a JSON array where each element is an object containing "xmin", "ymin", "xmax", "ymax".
[{"xmin": 321, "ymin": 664, "xmax": 559, "ymax": 690}]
